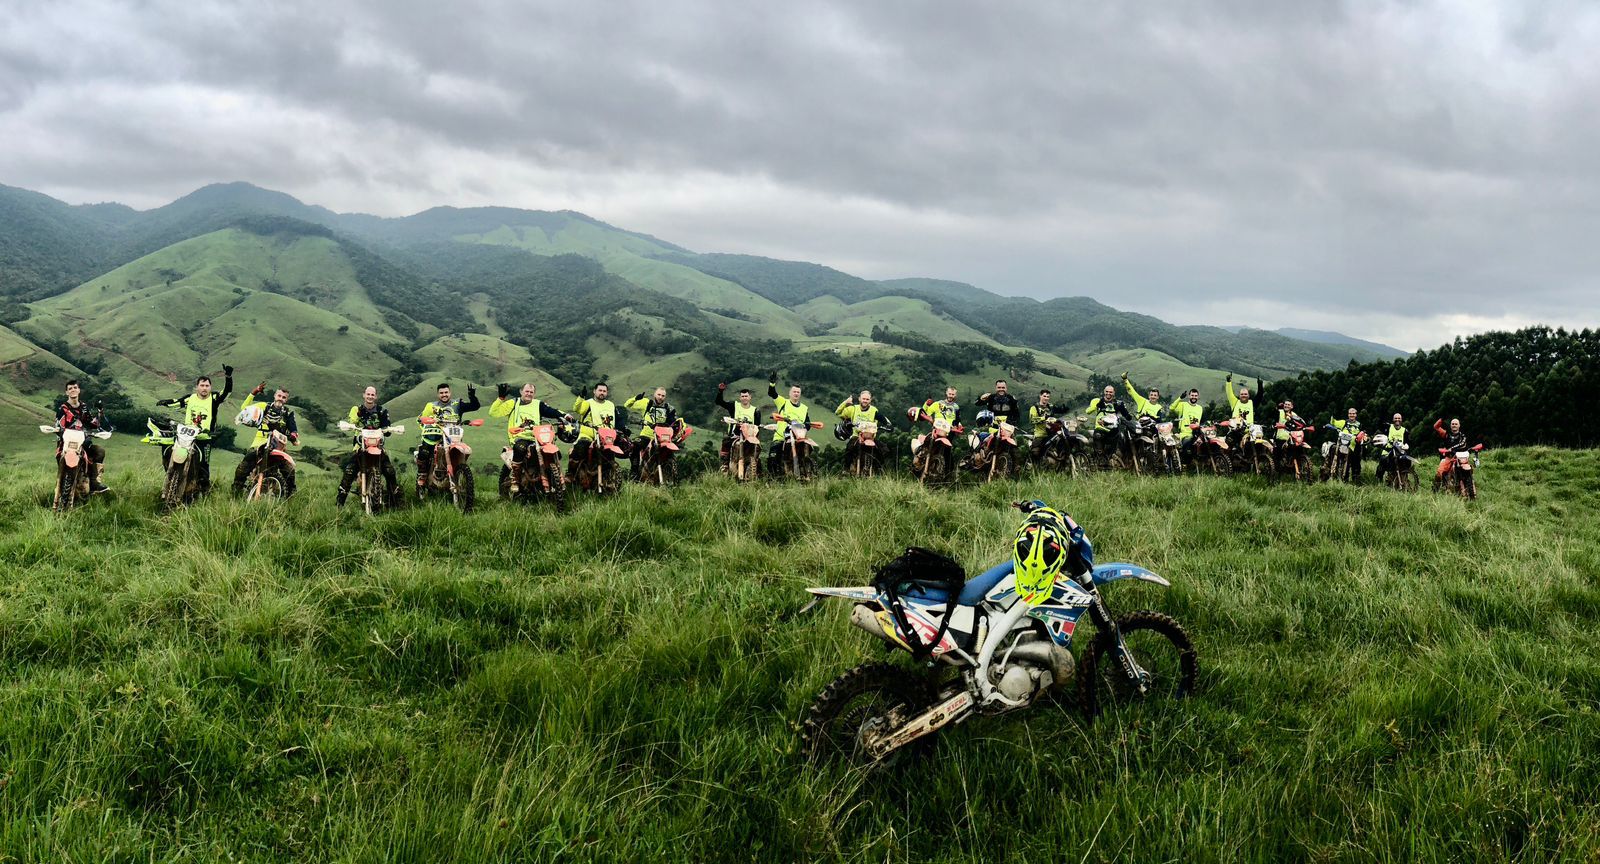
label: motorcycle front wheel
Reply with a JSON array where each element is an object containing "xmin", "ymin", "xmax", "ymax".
[
  {"xmin": 1078, "ymin": 611, "xmax": 1198, "ymax": 720},
  {"xmin": 800, "ymin": 662, "xmax": 937, "ymax": 767}
]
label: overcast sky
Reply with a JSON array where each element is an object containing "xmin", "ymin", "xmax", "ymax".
[{"xmin": 5, "ymin": 0, "xmax": 1599, "ymax": 350}]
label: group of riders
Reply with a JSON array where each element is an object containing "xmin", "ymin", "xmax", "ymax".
[{"xmin": 43, "ymin": 365, "xmax": 1481, "ymax": 509}]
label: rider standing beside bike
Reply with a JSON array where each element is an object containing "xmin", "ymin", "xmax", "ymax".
[
  {"xmin": 570, "ymin": 382, "xmax": 620, "ymax": 475},
  {"xmin": 767, "ymin": 374, "xmax": 812, "ymax": 473},
  {"xmin": 715, "ymin": 383, "xmax": 763, "ymax": 469},
  {"xmin": 56, "ymin": 379, "xmax": 112, "ymax": 494},
  {"xmin": 416, "ymin": 382, "xmax": 480, "ymax": 496},
  {"xmin": 155, "ymin": 364, "xmax": 233, "ymax": 494},
  {"xmin": 337, "ymin": 386, "xmax": 399, "ymax": 507},
  {"xmin": 1331, "ymin": 407, "xmax": 1365, "ymax": 483},
  {"xmin": 624, "ymin": 387, "xmax": 683, "ymax": 480},
  {"xmin": 233, "ymin": 384, "xmax": 301, "ymax": 496},
  {"xmin": 490, "ymin": 382, "xmax": 571, "ymax": 495},
  {"xmin": 1376, "ymin": 412, "xmax": 1408, "ymax": 484}
]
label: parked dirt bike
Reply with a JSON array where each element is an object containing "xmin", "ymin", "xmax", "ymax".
[
  {"xmin": 640, "ymin": 424, "xmax": 693, "ymax": 487},
  {"xmin": 1434, "ymin": 443, "xmax": 1485, "ymax": 499},
  {"xmin": 1320, "ymin": 427, "xmax": 1365, "ymax": 484},
  {"xmin": 39, "ymin": 424, "xmax": 112, "ymax": 513},
  {"xmin": 1372, "ymin": 435, "xmax": 1418, "ymax": 492},
  {"xmin": 1189, "ymin": 420, "xmax": 1233, "ymax": 477},
  {"xmin": 1096, "ymin": 410, "xmax": 1143, "ymax": 475},
  {"xmin": 844, "ymin": 420, "xmax": 882, "ymax": 478},
  {"xmin": 967, "ymin": 421, "xmax": 1020, "ymax": 482},
  {"xmin": 722, "ymin": 417, "xmax": 763, "ymax": 482},
  {"xmin": 337, "ymin": 420, "xmax": 405, "ymax": 514},
  {"xmin": 799, "ymin": 512, "xmax": 1197, "ymax": 767},
  {"xmin": 416, "ymin": 417, "xmax": 484, "ymax": 512},
  {"xmin": 1150, "ymin": 420, "xmax": 1181, "ymax": 476},
  {"xmin": 1274, "ymin": 422, "xmax": 1315, "ymax": 484},
  {"xmin": 242, "ymin": 429, "xmax": 297, "ymax": 501},
  {"xmin": 1035, "ymin": 415, "xmax": 1092, "ymax": 478},
  {"xmin": 500, "ymin": 423, "xmax": 569, "ymax": 510},
  {"xmin": 908, "ymin": 409, "xmax": 960, "ymax": 485},
  {"xmin": 768, "ymin": 416, "xmax": 826, "ymax": 481},
  {"xmin": 143, "ymin": 416, "xmax": 209, "ymax": 511},
  {"xmin": 571, "ymin": 427, "xmax": 626, "ymax": 496},
  {"xmin": 1240, "ymin": 423, "xmax": 1275, "ymax": 477}
]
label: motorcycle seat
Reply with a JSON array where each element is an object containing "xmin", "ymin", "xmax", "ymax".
[{"xmin": 957, "ymin": 561, "xmax": 1014, "ymax": 606}]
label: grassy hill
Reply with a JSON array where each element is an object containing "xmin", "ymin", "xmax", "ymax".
[{"xmin": 0, "ymin": 445, "xmax": 1595, "ymax": 860}]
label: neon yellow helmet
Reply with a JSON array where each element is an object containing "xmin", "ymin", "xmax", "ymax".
[{"xmin": 1013, "ymin": 507, "xmax": 1069, "ymax": 605}]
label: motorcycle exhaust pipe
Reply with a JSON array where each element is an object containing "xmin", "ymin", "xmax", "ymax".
[
  {"xmin": 1005, "ymin": 640, "xmax": 1075, "ymax": 685},
  {"xmin": 850, "ymin": 604, "xmax": 893, "ymax": 642}
]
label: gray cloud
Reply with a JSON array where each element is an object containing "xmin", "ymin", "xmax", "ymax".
[{"xmin": 3, "ymin": 0, "xmax": 1599, "ymax": 348}]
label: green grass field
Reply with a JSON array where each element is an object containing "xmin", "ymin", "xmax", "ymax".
[{"xmin": 0, "ymin": 443, "xmax": 1597, "ymax": 861}]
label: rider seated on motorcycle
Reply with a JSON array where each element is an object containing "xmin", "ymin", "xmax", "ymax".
[
  {"xmin": 715, "ymin": 382, "xmax": 764, "ymax": 468},
  {"xmin": 1168, "ymin": 388, "xmax": 1205, "ymax": 456},
  {"xmin": 767, "ymin": 374, "xmax": 812, "ymax": 467},
  {"xmin": 155, "ymin": 364, "xmax": 233, "ymax": 494},
  {"xmin": 1122, "ymin": 373, "xmax": 1166, "ymax": 421},
  {"xmin": 490, "ymin": 382, "xmax": 572, "ymax": 493},
  {"xmin": 1433, "ymin": 417, "xmax": 1468, "ymax": 479},
  {"xmin": 1376, "ymin": 412, "xmax": 1408, "ymax": 483},
  {"xmin": 835, "ymin": 390, "xmax": 886, "ymax": 463},
  {"xmin": 570, "ymin": 382, "xmax": 620, "ymax": 474},
  {"xmin": 337, "ymin": 385, "xmax": 399, "ymax": 507},
  {"xmin": 1273, "ymin": 399, "xmax": 1309, "ymax": 465},
  {"xmin": 976, "ymin": 380, "xmax": 1020, "ymax": 427},
  {"xmin": 1085, "ymin": 385, "xmax": 1128, "ymax": 454},
  {"xmin": 919, "ymin": 387, "xmax": 962, "ymax": 428},
  {"xmin": 1223, "ymin": 373, "xmax": 1261, "ymax": 446},
  {"xmin": 624, "ymin": 387, "xmax": 683, "ymax": 479},
  {"xmin": 1027, "ymin": 389, "xmax": 1069, "ymax": 460},
  {"xmin": 56, "ymin": 379, "xmax": 111, "ymax": 493},
  {"xmin": 233, "ymin": 384, "xmax": 301, "ymax": 496},
  {"xmin": 1331, "ymin": 407, "xmax": 1364, "ymax": 483},
  {"xmin": 416, "ymin": 382, "xmax": 481, "ymax": 492}
]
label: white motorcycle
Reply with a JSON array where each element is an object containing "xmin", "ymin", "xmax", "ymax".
[{"xmin": 39, "ymin": 424, "xmax": 113, "ymax": 512}]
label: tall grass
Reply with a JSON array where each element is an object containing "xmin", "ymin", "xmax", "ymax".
[{"xmin": 0, "ymin": 442, "xmax": 1597, "ymax": 861}]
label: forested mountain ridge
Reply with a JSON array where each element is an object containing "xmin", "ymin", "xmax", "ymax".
[{"xmin": 0, "ymin": 181, "xmax": 1443, "ymax": 438}]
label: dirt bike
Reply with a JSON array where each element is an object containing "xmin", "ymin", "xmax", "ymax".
[
  {"xmin": 768, "ymin": 416, "xmax": 825, "ymax": 481},
  {"xmin": 572, "ymin": 427, "xmax": 626, "ymax": 495},
  {"xmin": 639, "ymin": 424, "xmax": 693, "ymax": 487},
  {"xmin": 143, "ymin": 415, "xmax": 209, "ymax": 512},
  {"xmin": 908, "ymin": 409, "xmax": 960, "ymax": 485},
  {"xmin": 242, "ymin": 429, "xmax": 297, "ymax": 501},
  {"xmin": 842, "ymin": 420, "xmax": 884, "ymax": 478},
  {"xmin": 1151, "ymin": 420, "xmax": 1181, "ymax": 476},
  {"xmin": 1034, "ymin": 415, "xmax": 1092, "ymax": 478},
  {"xmin": 1241, "ymin": 423, "xmax": 1275, "ymax": 477},
  {"xmin": 799, "ymin": 506, "xmax": 1197, "ymax": 767},
  {"xmin": 337, "ymin": 420, "xmax": 405, "ymax": 514},
  {"xmin": 967, "ymin": 421, "xmax": 1020, "ymax": 482},
  {"xmin": 39, "ymin": 424, "xmax": 112, "ymax": 513},
  {"xmin": 1189, "ymin": 420, "xmax": 1233, "ymax": 477},
  {"xmin": 1434, "ymin": 443, "xmax": 1485, "ymax": 499},
  {"xmin": 1274, "ymin": 422, "xmax": 1315, "ymax": 484},
  {"xmin": 416, "ymin": 417, "xmax": 484, "ymax": 512},
  {"xmin": 722, "ymin": 417, "xmax": 764, "ymax": 482},
  {"xmin": 1320, "ymin": 427, "xmax": 1365, "ymax": 484},
  {"xmin": 500, "ymin": 423, "xmax": 570, "ymax": 510},
  {"xmin": 1095, "ymin": 410, "xmax": 1142, "ymax": 475},
  {"xmin": 1372, "ymin": 435, "xmax": 1418, "ymax": 492}
]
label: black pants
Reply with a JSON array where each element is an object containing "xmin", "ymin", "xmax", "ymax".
[
  {"xmin": 339, "ymin": 450, "xmax": 397, "ymax": 496},
  {"xmin": 235, "ymin": 448, "xmax": 297, "ymax": 495},
  {"xmin": 415, "ymin": 442, "xmax": 439, "ymax": 484}
]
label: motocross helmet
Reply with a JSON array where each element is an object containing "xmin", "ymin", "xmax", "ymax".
[
  {"xmin": 833, "ymin": 422, "xmax": 850, "ymax": 441},
  {"xmin": 975, "ymin": 409, "xmax": 995, "ymax": 427},
  {"xmin": 1013, "ymin": 506, "xmax": 1070, "ymax": 606},
  {"xmin": 556, "ymin": 423, "xmax": 580, "ymax": 444}
]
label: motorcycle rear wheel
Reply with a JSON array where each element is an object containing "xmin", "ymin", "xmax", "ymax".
[
  {"xmin": 1078, "ymin": 611, "xmax": 1197, "ymax": 721},
  {"xmin": 800, "ymin": 662, "xmax": 938, "ymax": 767}
]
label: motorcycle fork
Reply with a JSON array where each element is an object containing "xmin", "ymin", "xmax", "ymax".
[{"xmin": 1088, "ymin": 588, "xmax": 1148, "ymax": 694}]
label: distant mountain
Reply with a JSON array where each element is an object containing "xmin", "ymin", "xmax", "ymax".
[
  {"xmin": 0, "ymin": 181, "xmax": 1419, "ymax": 434},
  {"xmin": 1272, "ymin": 328, "xmax": 1407, "ymax": 359}
]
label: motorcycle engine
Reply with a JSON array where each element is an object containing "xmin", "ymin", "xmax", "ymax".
[{"xmin": 998, "ymin": 665, "xmax": 1047, "ymax": 702}]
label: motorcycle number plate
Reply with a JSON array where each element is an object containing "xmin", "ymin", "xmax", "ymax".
[
  {"xmin": 1456, "ymin": 451, "xmax": 1470, "ymax": 459},
  {"xmin": 361, "ymin": 430, "xmax": 384, "ymax": 442},
  {"xmin": 444, "ymin": 424, "xmax": 465, "ymax": 438}
]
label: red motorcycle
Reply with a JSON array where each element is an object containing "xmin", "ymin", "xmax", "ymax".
[
  {"xmin": 767, "ymin": 415, "xmax": 825, "ymax": 481},
  {"xmin": 1189, "ymin": 420, "xmax": 1233, "ymax": 477},
  {"xmin": 723, "ymin": 417, "xmax": 764, "ymax": 482},
  {"xmin": 417, "ymin": 417, "xmax": 484, "ymax": 512},
  {"xmin": 501, "ymin": 423, "xmax": 570, "ymax": 510},
  {"xmin": 572, "ymin": 427, "xmax": 627, "ymax": 495},
  {"xmin": 640, "ymin": 423, "xmax": 693, "ymax": 486},
  {"xmin": 1274, "ymin": 422, "xmax": 1315, "ymax": 484},
  {"xmin": 968, "ymin": 420, "xmax": 1020, "ymax": 482},
  {"xmin": 908, "ymin": 407, "xmax": 961, "ymax": 485},
  {"xmin": 1434, "ymin": 443, "xmax": 1485, "ymax": 500}
]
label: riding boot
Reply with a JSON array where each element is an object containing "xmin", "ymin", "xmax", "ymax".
[
  {"xmin": 336, "ymin": 486, "xmax": 349, "ymax": 507},
  {"xmin": 90, "ymin": 463, "xmax": 110, "ymax": 493}
]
